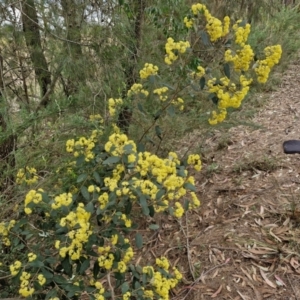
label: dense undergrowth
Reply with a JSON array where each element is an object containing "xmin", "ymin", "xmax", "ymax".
[{"xmin": 0, "ymin": 1, "xmax": 300, "ymax": 299}]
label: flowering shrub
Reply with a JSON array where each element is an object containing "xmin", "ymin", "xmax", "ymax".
[{"xmin": 1, "ymin": 2, "xmax": 282, "ymax": 299}]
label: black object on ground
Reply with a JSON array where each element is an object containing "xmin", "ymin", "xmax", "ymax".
[{"xmin": 283, "ymin": 140, "xmax": 300, "ymax": 154}]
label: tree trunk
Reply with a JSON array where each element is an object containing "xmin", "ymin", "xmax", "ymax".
[
  {"xmin": 0, "ymin": 51, "xmax": 16, "ymax": 191},
  {"xmin": 117, "ymin": 0, "xmax": 146, "ymax": 134},
  {"xmin": 21, "ymin": 0, "xmax": 52, "ymax": 106},
  {"xmin": 60, "ymin": 0, "xmax": 85, "ymax": 96}
]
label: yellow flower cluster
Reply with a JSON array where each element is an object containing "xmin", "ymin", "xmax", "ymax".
[
  {"xmin": 187, "ymin": 154, "xmax": 202, "ymax": 171},
  {"xmin": 121, "ymin": 213, "xmax": 132, "ymax": 228},
  {"xmin": 123, "ymin": 292, "xmax": 131, "ymax": 300},
  {"xmin": 139, "ymin": 63, "xmax": 159, "ymax": 79},
  {"xmin": 165, "ymin": 38, "xmax": 190, "ymax": 65},
  {"xmin": 51, "ymin": 192, "xmax": 72, "ymax": 209},
  {"xmin": 92, "ymin": 281, "xmax": 106, "ymax": 300},
  {"xmin": 19, "ymin": 271, "xmax": 34, "ymax": 297},
  {"xmin": 206, "ymin": 15, "xmax": 230, "ymax": 42},
  {"xmin": 142, "ymin": 259, "xmax": 183, "ymax": 300},
  {"xmin": 191, "ymin": 65, "xmax": 205, "ymax": 78},
  {"xmin": 232, "ymin": 20, "xmax": 251, "ymax": 47},
  {"xmin": 97, "ymin": 239, "xmax": 133, "ymax": 275},
  {"xmin": 28, "ymin": 252, "xmax": 37, "ymax": 262},
  {"xmin": 208, "ymin": 75, "xmax": 252, "ymax": 125},
  {"xmin": 88, "ymin": 184, "xmax": 100, "ymax": 193},
  {"xmin": 37, "ymin": 273, "xmax": 46, "ymax": 286},
  {"xmin": 156, "ymin": 257, "xmax": 170, "ymax": 270},
  {"xmin": 183, "ymin": 16, "xmax": 193, "ymax": 28},
  {"xmin": 255, "ymin": 45, "xmax": 282, "ymax": 83},
  {"xmin": 0, "ymin": 219, "xmax": 15, "ymax": 246},
  {"xmin": 191, "ymin": 3, "xmax": 207, "ymax": 15},
  {"xmin": 66, "ymin": 132, "xmax": 98, "ymax": 162},
  {"xmin": 16, "ymin": 167, "xmax": 38, "ymax": 185},
  {"xmin": 172, "ymin": 97, "xmax": 184, "ymax": 111},
  {"xmin": 224, "ymin": 45, "xmax": 254, "ymax": 71},
  {"xmin": 104, "ymin": 133, "xmax": 137, "ymax": 156},
  {"xmin": 108, "ymin": 97, "xmax": 123, "ymax": 116},
  {"xmin": 127, "ymin": 83, "xmax": 149, "ymax": 97},
  {"xmin": 24, "ymin": 189, "xmax": 43, "ymax": 215},
  {"xmin": 134, "ymin": 151, "xmax": 200, "ymax": 214},
  {"xmin": 89, "ymin": 114, "xmax": 104, "ymax": 123},
  {"xmin": 209, "ymin": 109, "xmax": 227, "ymax": 125},
  {"xmin": 58, "ymin": 203, "xmax": 92, "ymax": 260},
  {"xmin": 189, "ymin": 3, "xmax": 230, "ymax": 42},
  {"xmin": 9, "ymin": 260, "xmax": 22, "ymax": 276},
  {"xmin": 153, "ymin": 86, "xmax": 169, "ymax": 101}
]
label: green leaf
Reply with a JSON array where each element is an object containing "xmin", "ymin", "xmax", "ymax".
[
  {"xmin": 145, "ymin": 136, "xmax": 155, "ymax": 146},
  {"xmin": 208, "ymin": 93, "xmax": 219, "ymax": 105},
  {"xmin": 45, "ymin": 289, "xmax": 57, "ymax": 300},
  {"xmin": 149, "ymin": 224, "xmax": 159, "ymax": 230},
  {"xmin": 167, "ymin": 105, "xmax": 175, "ymax": 117},
  {"xmin": 79, "ymin": 259, "xmax": 90, "ymax": 275},
  {"xmin": 121, "ymin": 282, "xmax": 130, "ymax": 294},
  {"xmin": 93, "ymin": 261, "xmax": 100, "ymax": 278},
  {"xmin": 154, "ymin": 110, "xmax": 162, "ymax": 120},
  {"xmin": 139, "ymin": 196, "xmax": 150, "ymax": 216},
  {"xmin": 184, "ymin": 199, "xmax": 190, "ymax": 211},
  {"xmin": 53, "ymin": 274, "xmax": 68, "ymax": 285},
  {"xmin": 199, "ymin": 76, "xmax": 206, "ymax": 90},
  {"xmin": 135, "ymin": 233, "xmax": 143, "ymax": 249},
  {"xmin": 103, "ymin": 156, "xmax": 120, "ymax": 165},
  {"xmin": 93, "ymin": 171, "xmax": 101, "ymax": 184},
  {"xmin": 184, "ymin": 182, "xmax": 196, "ymax": 192},
  {"xmin": 148, "ymin": 205, "xmax": 155, "ymax": 217},
  {"xmin": 137, "ymin": 143, "xmax": 145, "ymax": 153},
  {"xmin": 66, "ymin": 285, "xmax": 82, "ymax": 297},
  {"xmin": 156, "ymin": 189, "xmax": 165, "ymax": 200},
  {"xmin": 61, "ymin": 256, "xmax": 72, "ymax": 276},
  {"xmin": 123, "ymin": 144, "xmax": 134, "ymax": 154},
  {"xmin": 77, "ymin": 173, "xmax": 87, "ymax": 183},
  {"xmin": 81, "ymin": 186, "xmax": 90, "ymax": 201},
  {"xmin": 134, "ymin": 281, "xmax": 142, "ymax": 289},
  {"xmin": 155, "ymin": 125, "xmax": 162, "ymax": 140},
  {"xmin": 162, "ymin": 82, "xmax": 175, "ymax": 90},
  {"xmin": 223, "ymin": 63, "xmax": 230, "ymax": 79},
  {"xmin": 200, "ymin": 30, "xmax": 210, "ymax": 46},
  {"xmin": 41, "ymin": 268, "xmax": 53, "ymax": 279},
  {"xmin": 177, "ymin": 166, "xmax": 186, "ymax": 177},
  {"xmin": 125, "ymin": 200, "xmax": 132, "ymax": 215},
  {"xmin": 138, "ymin": 103, "xmax": 145, "ymax": 113},
  {"xmin": 85, "ymin": 202, "xmax": 94, "ymax": 213},
  {"xmin": 119, "ymin": 0, "xmax": 124, "ymax": 5},
  {"xmin": 28, "ymin": 260, "xmax": 44, "ymax": 268}
]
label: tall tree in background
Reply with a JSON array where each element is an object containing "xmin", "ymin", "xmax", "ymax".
[
  {"xmin": 60, "ymin": 0, "xmax": 85, "ymax": 96},
  {"xmin": 21, "ymin": 0, "xmax": 51, "ymax": 105},
  {"xmin": 117, "ymin": 0, "xmax": 146, "ymax": 134}
]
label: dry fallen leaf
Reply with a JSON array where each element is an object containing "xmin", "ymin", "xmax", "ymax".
[
  {"xmin": 259, "ymin": 269, "xmax": 276, "ymax": 288},
  {"xmin": 211, "ymin": 284, "xmax": 222, "ymax": 298}
]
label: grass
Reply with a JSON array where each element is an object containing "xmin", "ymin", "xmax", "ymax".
[{"xmin": 232, "ymin": 155, "xmax": 279, "ymax": 174}]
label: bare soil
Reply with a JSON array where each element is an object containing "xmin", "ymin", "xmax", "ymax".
[{"xmin": 161, "ymin": 57, "xmax": 300, "ymax": 299}]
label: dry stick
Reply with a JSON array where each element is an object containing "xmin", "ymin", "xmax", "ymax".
[
  {"xmin": 107, "ymin": 272, "xmax": 115, "ymax": 300},
  {"xmin": 178, "ymin": 213, "xmax": 195, "ymax": 281}
]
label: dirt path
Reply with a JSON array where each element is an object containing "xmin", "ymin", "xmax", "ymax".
[{"xmin": 170, "ymin": 57, "xmax": 300, "ymax": 299}]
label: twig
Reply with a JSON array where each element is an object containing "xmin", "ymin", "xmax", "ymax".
[{"xmin": 107, "ymin": 272, "xmax": 115, "ymax": 300}]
